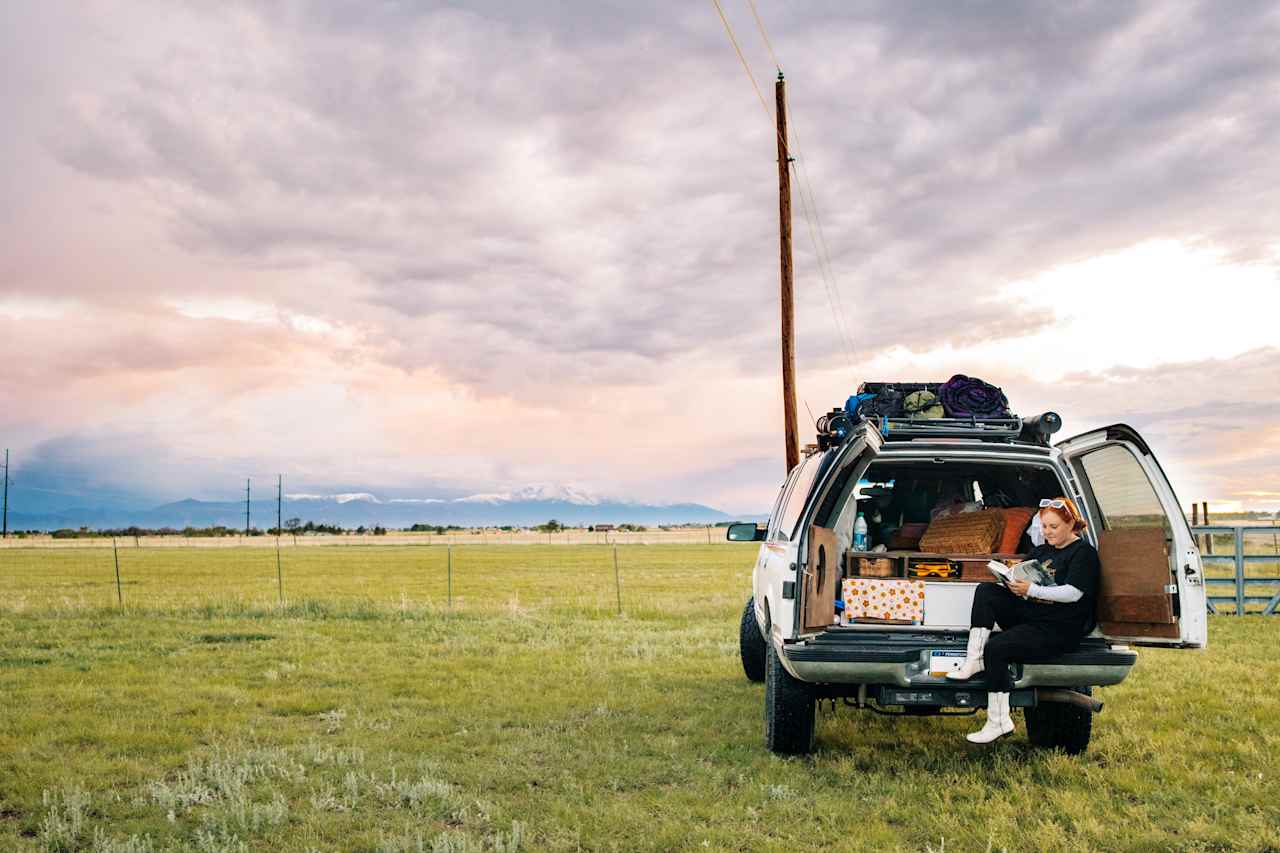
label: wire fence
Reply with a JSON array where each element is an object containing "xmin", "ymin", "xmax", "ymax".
[
  {"xmin": 3, "ymin": 529, "xmax": 1276, "ymax": 617},
  {"xmin": 0, "ymin": 541, "xmax": 755, "ymax": 617},
  {"xmin": 0, "ymin": 527, "xmax": 729, "ymax": 549}
]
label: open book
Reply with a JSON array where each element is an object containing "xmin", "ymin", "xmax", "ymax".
[{"xmin": 986, "ymin": 558, "xmax": 1057, "ymax": 588}]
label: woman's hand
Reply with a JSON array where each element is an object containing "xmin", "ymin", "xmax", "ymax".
[{"xmin": 1008, "ymin": 579, "xmax": 1032, "ymax": 598}]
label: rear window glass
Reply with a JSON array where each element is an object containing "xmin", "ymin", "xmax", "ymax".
[
  {"xmin": 774, "ymin": 455, "xmax": 822, "ymax": 541},
  {"xmin": 1077, "ymin": 444, "xmax": 1170, "ymax": 534}
]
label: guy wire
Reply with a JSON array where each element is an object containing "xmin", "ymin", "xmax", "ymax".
[{"xmin": 710, "ymin": 0, "xmax": 859, "ymax": 373}]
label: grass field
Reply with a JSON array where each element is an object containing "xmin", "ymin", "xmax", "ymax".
[{"xmin": 2, "ymin": 544, "xmax": 1279, "ymax": 851}]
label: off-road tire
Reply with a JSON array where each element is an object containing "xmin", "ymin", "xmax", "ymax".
[
  {"xmin": 764, "ymin": 642, "xmax": 816, "ymax": 755},
  {"xmin": 739, "ymin": 597, "xmax": 766, "ymax": 683},
  {"xmin": 1025, "ymin": 687, "xmax": 1093, "ymax": 754}
]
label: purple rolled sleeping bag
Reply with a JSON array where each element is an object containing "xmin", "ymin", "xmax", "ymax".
[{"xmin": 939, "ymin": 374, "xmax": 1011, "ymax": 419}]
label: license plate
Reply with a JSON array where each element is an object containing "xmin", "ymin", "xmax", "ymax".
[{"xmin": 929, "ymin": 650, "xmax": 968, "ymax": 675}]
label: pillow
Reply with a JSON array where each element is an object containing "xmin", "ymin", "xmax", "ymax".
[{"xmin": 996, "ymin": 507, "xmax": 1037, "ymax": 554}]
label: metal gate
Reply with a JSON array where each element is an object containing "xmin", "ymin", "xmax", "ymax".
[{"xmin": 1191, "ymin": 525, "xmax": 1280, "ymax": 615}]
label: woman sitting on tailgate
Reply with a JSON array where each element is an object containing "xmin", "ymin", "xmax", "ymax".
[{"xmin": 947, "ymin": 496, "xmax": 1101, "ymax": 744}]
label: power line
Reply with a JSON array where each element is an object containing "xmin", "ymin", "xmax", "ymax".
[
  {"xmin": 738, "ymin": 1, "xmax": 860, "ymax": 370},
  {"xmin": 710, "ymin": 0, "xmax": 772, "ymax": 123},
  {"xmin": 746, "ymin": 0, "xmax": 782, "ymax": 72},
  {"xmin": 790, "ymin": 161, "xmax": 857, "ymax": 369},
  {"xmin": 786, "ymin": 111, "xmax": 860, "ymax": 366}
]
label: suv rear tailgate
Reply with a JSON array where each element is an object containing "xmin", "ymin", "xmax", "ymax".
[{"xmin": 785, "ymin": 629, "xmax": 1136, "ymax": 689}]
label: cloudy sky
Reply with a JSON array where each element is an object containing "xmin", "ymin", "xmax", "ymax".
[{"xmin": 2, "ymin": 0, "xmax": 1278, "ymax": 515}]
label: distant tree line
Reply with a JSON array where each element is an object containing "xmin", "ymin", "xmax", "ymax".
[
  {"xmin": 9, "ymin": 518, "xmax": 746, "ymax": 539},
  {"xmin": 41, "ymin": 522, "xmax": 372, "ymax": 539}
]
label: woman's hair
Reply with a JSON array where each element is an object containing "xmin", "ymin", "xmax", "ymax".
[{"xmin": 1040, "ymin": 496, "xmax": 1087, "ymax": 532}]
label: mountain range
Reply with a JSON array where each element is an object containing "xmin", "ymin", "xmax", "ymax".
[{"xmin": 4, "ymin": 484, "xmax": 741, "ymax": 531}]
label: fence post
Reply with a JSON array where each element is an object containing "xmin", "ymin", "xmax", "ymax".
[
  {"xmin": 112, "ymin": 537, "xmax": 123, "ymax": 606},
  {"xmin": 1203, "ymin": 502, "xmax": 1213, "ymax": 554},
  {"xmin": 276, "ymin": 474, "xmax": 284, "ymax": 604},
  {"xmin": 447, "ymin": 544, "xmax": 453, "ymax": 608},
  {"xmin": 613, "ymin": 544, "xmax": 622, "ymax": 615},
  {"xmin": 1233, "ymin": 526, "xmax": 1245, "ymax": 616}
]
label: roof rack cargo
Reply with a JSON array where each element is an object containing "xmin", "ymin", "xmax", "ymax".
[
  {"xmin": 856, "ymin": 381, "xmax": 942, "ymax": 396},
  {"xmin": 813, "ymin": 380, "xmax": 1060, "ymax": 447}
]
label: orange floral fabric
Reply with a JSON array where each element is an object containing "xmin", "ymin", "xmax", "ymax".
[{"xmin": 842, "ymin": 578, "xmax": 926, "ymax": 624}]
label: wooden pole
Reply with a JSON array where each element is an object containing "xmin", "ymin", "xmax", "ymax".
[
  {"xmin": 613, "ymin": 544, "xmax": 622, "ymax": 615},
  {"xmin": 112, "ymin": 537, "xmax": 123, "ymax": 606},
  {"xmin": 276, "ymin": 475, "xmax": 284, "ymax": 604},
  {"xmin": 1202, "ymin": 501, "xmax": 1213, "ymax": 554},
  {"xmin": 776, "ymin": 73, "xmax": 799, "ymax": 474},
  {"xmin": 2, "ymin": 448, "xmax": 9, "ymax": 539},
  {"xmin": 447, "ymin": 544, "xmax": 453, "ymax": 608}
]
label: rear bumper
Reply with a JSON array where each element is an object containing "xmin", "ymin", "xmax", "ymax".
[{"xmin": 783, "ymin": 628, "xmax": 1136, "ymax": 689}]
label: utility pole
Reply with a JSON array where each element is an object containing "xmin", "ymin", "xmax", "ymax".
[
  {"xmin": 776, "ymin": 72, "xmax": 799, "ymax": 473},
  {"xmin": 245, "ymin": 478, "xmax": 251, "ymax": 536},
  {"xmin": 2, "ymin": 448, "xmax": 10, "ymax": 539},
  {"xmin": 275, "ymin": 474, "xmax": 284, "ymax": 603}
]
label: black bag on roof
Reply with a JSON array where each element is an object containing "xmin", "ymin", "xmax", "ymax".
[{"xmin": 847, "ymin": 384, "xmax": 906, "ymax": 419}]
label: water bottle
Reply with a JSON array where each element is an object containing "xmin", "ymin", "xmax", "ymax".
[{"xmin": 853, "ymin": 512, "xmax": 868, "ymax": 551}]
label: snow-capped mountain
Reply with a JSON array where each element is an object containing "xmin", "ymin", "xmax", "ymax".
[
  {"xmin": 454, "ymin": 484, "xmax": 606, "ymax": 506},
  {"xmin": 8, "ymin": 484, "xmax": 739, "ymax": 530},
  {"xmin": 287, "ymin": 492, "xmax": 382, "ymax": 504}
]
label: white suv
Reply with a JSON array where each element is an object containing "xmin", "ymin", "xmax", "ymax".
[{"xmin": 731, "ymin": 418, "xmax": 1207, "ymax": 755}]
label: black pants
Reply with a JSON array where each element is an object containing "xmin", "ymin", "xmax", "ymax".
[{"xmin": 970, "ymin": 583, "xmax": 1079, "ymax": 693}]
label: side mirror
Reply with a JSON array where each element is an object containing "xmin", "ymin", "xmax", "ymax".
[{"xmin": 726, "ymin": 522, "xmax": 766, "ymax": 542}]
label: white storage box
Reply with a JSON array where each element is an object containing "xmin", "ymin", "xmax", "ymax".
[{"xmin": 922, "ymin": 582, "xmax": 977, "ymax": 628}]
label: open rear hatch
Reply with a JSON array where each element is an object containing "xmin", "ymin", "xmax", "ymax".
[{"xmin": 1058, "ymin": 424, "xmax": 1207, "ymax": 648}]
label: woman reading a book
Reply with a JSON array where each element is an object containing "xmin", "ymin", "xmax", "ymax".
[{"xmin": 948, "ymin": 496, "xmax": 1101, "ymax": 744}]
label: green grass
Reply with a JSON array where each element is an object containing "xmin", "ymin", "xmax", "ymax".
[
  {"xmin": 0, "ymin": 544, "xmax": 747, "ymax": 617},
  {"xmin": 1, "ymin": 544, "xmax": 1278, "ymax": 851}
]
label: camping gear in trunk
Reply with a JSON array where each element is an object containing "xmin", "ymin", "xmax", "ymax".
[{"xmin": 918, "ymin": 510, "xmax": 1005, "ymax": 554}]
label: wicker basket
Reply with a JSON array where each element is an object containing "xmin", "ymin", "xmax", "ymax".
[
  {"xmin": 856, "ymin": 557, "xmax": 896, "ymax": 578},
  {"xmin": 846, "ymin": 552, "xmax": 897, "ymax": 577},
  {"xmin": 918, "ymin": 509, "xmax": 1004, "ymax": 555}
]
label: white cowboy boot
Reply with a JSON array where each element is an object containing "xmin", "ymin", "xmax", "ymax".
[
  {"xmin": 946, "ymin": 627, "xmax": 989, "ymax": 680},
  {"xmin": 966, "ymin": 692, "xmax": 1015, "ymax": 744}
]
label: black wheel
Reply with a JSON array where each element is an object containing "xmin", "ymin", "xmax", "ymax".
[
  {"xmin": 764, "ymin": 642, "xmax": 816, "ymax": 755},
  {"xmin": 1025, "ymin": 687, "xmax": 1093, "ymax": 754},
  {"xmin": 739, "ymin": 597, "xmax": 766, "ymax": 683}
]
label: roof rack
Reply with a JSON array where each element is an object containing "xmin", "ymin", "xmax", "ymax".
[{"xmin": 876, "ymin": 415, "xmax": 1024, "ymax": 441}]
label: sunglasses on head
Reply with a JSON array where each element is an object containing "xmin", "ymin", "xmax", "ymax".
[{"xmin": 1039, "ymin": 499, "xmax": 1068, "ymax": 509}]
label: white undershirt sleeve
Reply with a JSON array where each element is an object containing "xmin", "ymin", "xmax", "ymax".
[{"xmin": 1028, "ymin": 583, "xmax": 1083, "ymax": 603}]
